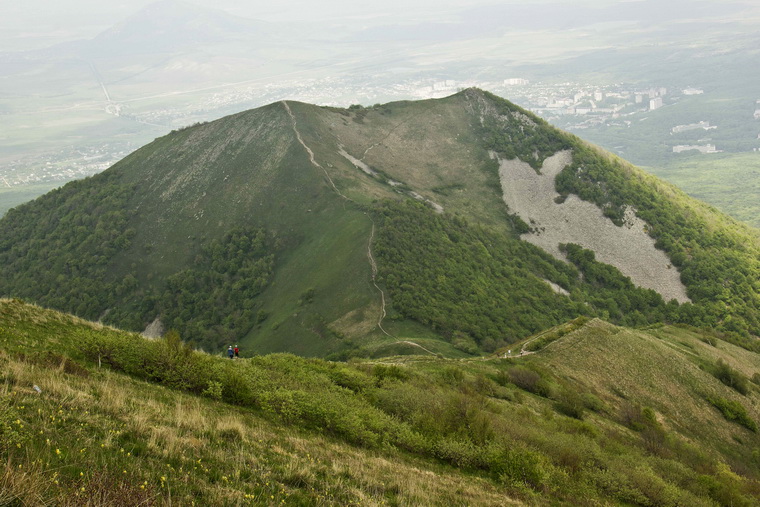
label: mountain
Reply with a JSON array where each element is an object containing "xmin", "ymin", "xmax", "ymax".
[
  {"xmin": 0, "ymin": 89, "xmax": 758, "ymax": 357},
  {"xmin": 1, "ymin": 298, "xmax": 759, "ymax": 504},
  {"xmin": 23, "ymin": 0, "xmax": 277, "ymax": 58}
]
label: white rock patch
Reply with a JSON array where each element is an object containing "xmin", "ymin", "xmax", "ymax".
[
  {"xmin": 543, "ymin": 279, "xmax": 570, "ymax": 296},
  {"xmin": 338, "ymin": 146, "xmax": 378, "ymax": 177},
  {"xmin": 497, "ymin": 150, "xmax": 690, "ymax": 303}
]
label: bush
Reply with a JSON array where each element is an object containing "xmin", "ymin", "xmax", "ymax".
[
  {"xmin": 508, "ymin": 366, "xmax": 552, "ymax": 397},
  {"xmin": 712, "ymin": 360, "xmax": 750, "ymax": 395},
  {"xmin": 493, "ymin": 446, "xmax": 554, "ymax": 490},
  {"xmin": 372, "ymin": 364, "xmax": 409, "ymax": 383},
  {"xmin": 554, "ymin": 389, "xmax": 586, "ymax": 419},
  {"xmin": 201, "ymin": 380, "xmax": 223, "ymax": 401},
  {"xmin": 707, "ymin": 396, "xmax": 757, "ymax": 432},
  {"xmin": 439, "ymin": 366, "xmax": 465, "ymax": 385}
]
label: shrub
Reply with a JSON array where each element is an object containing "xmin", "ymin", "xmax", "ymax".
[
  {"xmin": 372, "ymin": 364, "xmax": 409, "ymax": 383},
  {"xmin": 451, "ymin": 332, "xmax": 479, "ymax": 354},
  {"xmin": 702, "ymin": 336, "xmax": 718, "ymax": 347},
  {"xmin": 508, "ymin": 366, "xmax": 552, "ymax": 397},
  {"xmin": 493, "ymin": 446, "xmax": 554, "ymax": 490},
  {"xmin": 554, "ymin": 387, "xmax": 586, "ymax": 419},
  {"xmin": 581, "ymin": 392, "xmax": 606, "ymax": 413},
  {"xmin": 707, "ymin": 396, "xmax": 757, "ymax": 432},
  {"xmin": 439, "ymin": 366, "xmax": 465, "ymax": 385},
  {"xmin": 201, "ymin": 380, "xmax": 223, "ymax": 401},
  {"xmin": 711, "ymin": 360, "xmax": 750, "ymax": 395}
]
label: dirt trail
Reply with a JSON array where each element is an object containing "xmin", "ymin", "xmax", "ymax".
[
  {"xmin": 283, "ymin": 101, "xmax": 346, "ymax": 199},
  {"xmin": 282, "ymin": 101, "xmax": 434, "ymax": 355}
]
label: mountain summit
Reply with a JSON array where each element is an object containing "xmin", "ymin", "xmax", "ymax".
[
  {"xmin": 0, "ymin": 89, "xmax": 757, "ymax": 356},
  {"xmin": 88, "ymin": 0, "xmax": 274, "ymax": 55}
]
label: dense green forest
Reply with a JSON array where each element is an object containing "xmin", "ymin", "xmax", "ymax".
[
  {"xmin": 555, "ymin": 143, "xmax": 760, "ymax": 340},
  {"xmin": 480, "ymin": 92, "xmax": 572, "ymax": 170},
  {"xmin": 0, "ymin": 171, "xmax": 274, "ymax": 351},
  {"xmin": 373, "ymin": 201, "xmax": 581, "ymax": 349},
  {"xmin": 372, "ymin": 201, "xmax": 701, "ymax": 351},
  {"xmin": 0, "ymin": 172, "xmax": 138, "ymax": 319},
  {"xmin": 155, "ymin": 228, "xmax": 274, "ymax": 351}
]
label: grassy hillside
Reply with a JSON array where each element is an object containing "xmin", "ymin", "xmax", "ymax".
[
  {"xmin": 0, "ymin": 89, "xmax": 758, "ymax": 358},
  {"xmin": 2, "ymin": 299, "xmax": 760, "ymax": 505}
]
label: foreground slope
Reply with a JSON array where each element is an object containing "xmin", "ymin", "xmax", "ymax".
[
  {"xmin": 2, "ymin": 299, "xmax": 760, "ymax": 505},
  {"xmin": 0, "ymin": 90, "xmax": 757, "ymax": 357}
]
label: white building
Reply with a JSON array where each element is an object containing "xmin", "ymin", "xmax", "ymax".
[
  {"xmin": 504, "ymin": 78, "xmax": 530, "ymax": 86},
  {"xmin": 673, "ymin": 144, "xmax": 720, "ymax": 154},
  {"xmin": 671, "ymin": 121, "xmax": 716, "ymax": 134},
  {"xmin": 649, "ymin": 97, "xmax": 663, "ymax": 110}
]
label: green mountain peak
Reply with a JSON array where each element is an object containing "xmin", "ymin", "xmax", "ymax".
[{"xmin": 0, "ymin": 91, "xmax": 757, "ymax": 357}]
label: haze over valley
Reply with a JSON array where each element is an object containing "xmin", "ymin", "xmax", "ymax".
[{"xmin": 2, "ymin": 0, "xmax": 759, "ymax": 225}]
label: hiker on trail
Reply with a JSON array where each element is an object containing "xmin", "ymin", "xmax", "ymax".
[
  {"xmin": 234, "ymin": 345, "xmax": 239, "ymax": 358},
  {"xmin": 227, "ymin": 345, "xmax": 234, "ymax": 359}
]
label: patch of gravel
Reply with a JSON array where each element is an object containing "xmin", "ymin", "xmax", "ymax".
[
  {"xmin": 497, "ymin": 150, "xmax": 690, "ymax": 303},
  {"xmin": 142, "ymin": 317, "xmax": 165, "ymax": 339},
  {"xmin": 543, "ymin": 279, "xmax": 570, "ymax": 296},
  {"xmin": 338, "ymin": 145, "xmax": 378, "ymax": 177}
]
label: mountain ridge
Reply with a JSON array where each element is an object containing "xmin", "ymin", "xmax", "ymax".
[{"xmin": 0, "ymin": 89, "xmax": 757, "ymax": 356}]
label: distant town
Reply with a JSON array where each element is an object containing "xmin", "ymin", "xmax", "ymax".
[{"xmin": 4, "ymin": 76, "xmax": 758, "ymax": 189}]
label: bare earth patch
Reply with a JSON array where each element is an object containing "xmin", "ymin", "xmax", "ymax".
[{"xmin": 497, "ymin": 150, "xmax": 690, "ymax": 303}]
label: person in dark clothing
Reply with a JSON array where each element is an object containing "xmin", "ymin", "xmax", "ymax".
[{"xmin": 227, "ymin": 345, "xmax": 234, "ymax": 359}]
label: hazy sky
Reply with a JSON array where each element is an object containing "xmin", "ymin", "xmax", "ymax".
[
  {"xmin": 3, "ymin": 0, "xmax": 758, "ymax": 52},
  {"xmin": 1, "ymin": 0, "xmax": 481, "ymax": 50}
]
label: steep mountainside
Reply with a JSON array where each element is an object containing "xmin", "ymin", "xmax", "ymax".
[{"xmin": 0, "ymin": 89, "xmax": 757, "ymax": 356}]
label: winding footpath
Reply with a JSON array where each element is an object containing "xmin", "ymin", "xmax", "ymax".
[{"xmin": 282, "ymin": 101, "xmax": 434, "ymax": 355}]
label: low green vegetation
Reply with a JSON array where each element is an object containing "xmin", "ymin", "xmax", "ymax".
[
  {"xmin": 643, "ymin": 153, "xmax": 760, "ymax": 229},
  {"xmin": 2, "ymin": 299, "xmax": 760, "ymax": 505},
  {"xmin": 711, "ymin": 359, "xmax": 752, "ymax": 395},
  {"xmin": 524, "ymin": 317, "xmax": 590, "ymax": 352}
]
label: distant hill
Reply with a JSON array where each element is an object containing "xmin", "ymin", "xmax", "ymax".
[
  {"xmin": 21, "ymin": 0, "xmax": 276, "ymax": 58},
  {"xmin": 1, "ymin": 299, "xmax": 759, "ymax": 504},
  {"xmin": 0, "ymin": 89, "xmax": 757, "ymax": 357}
]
